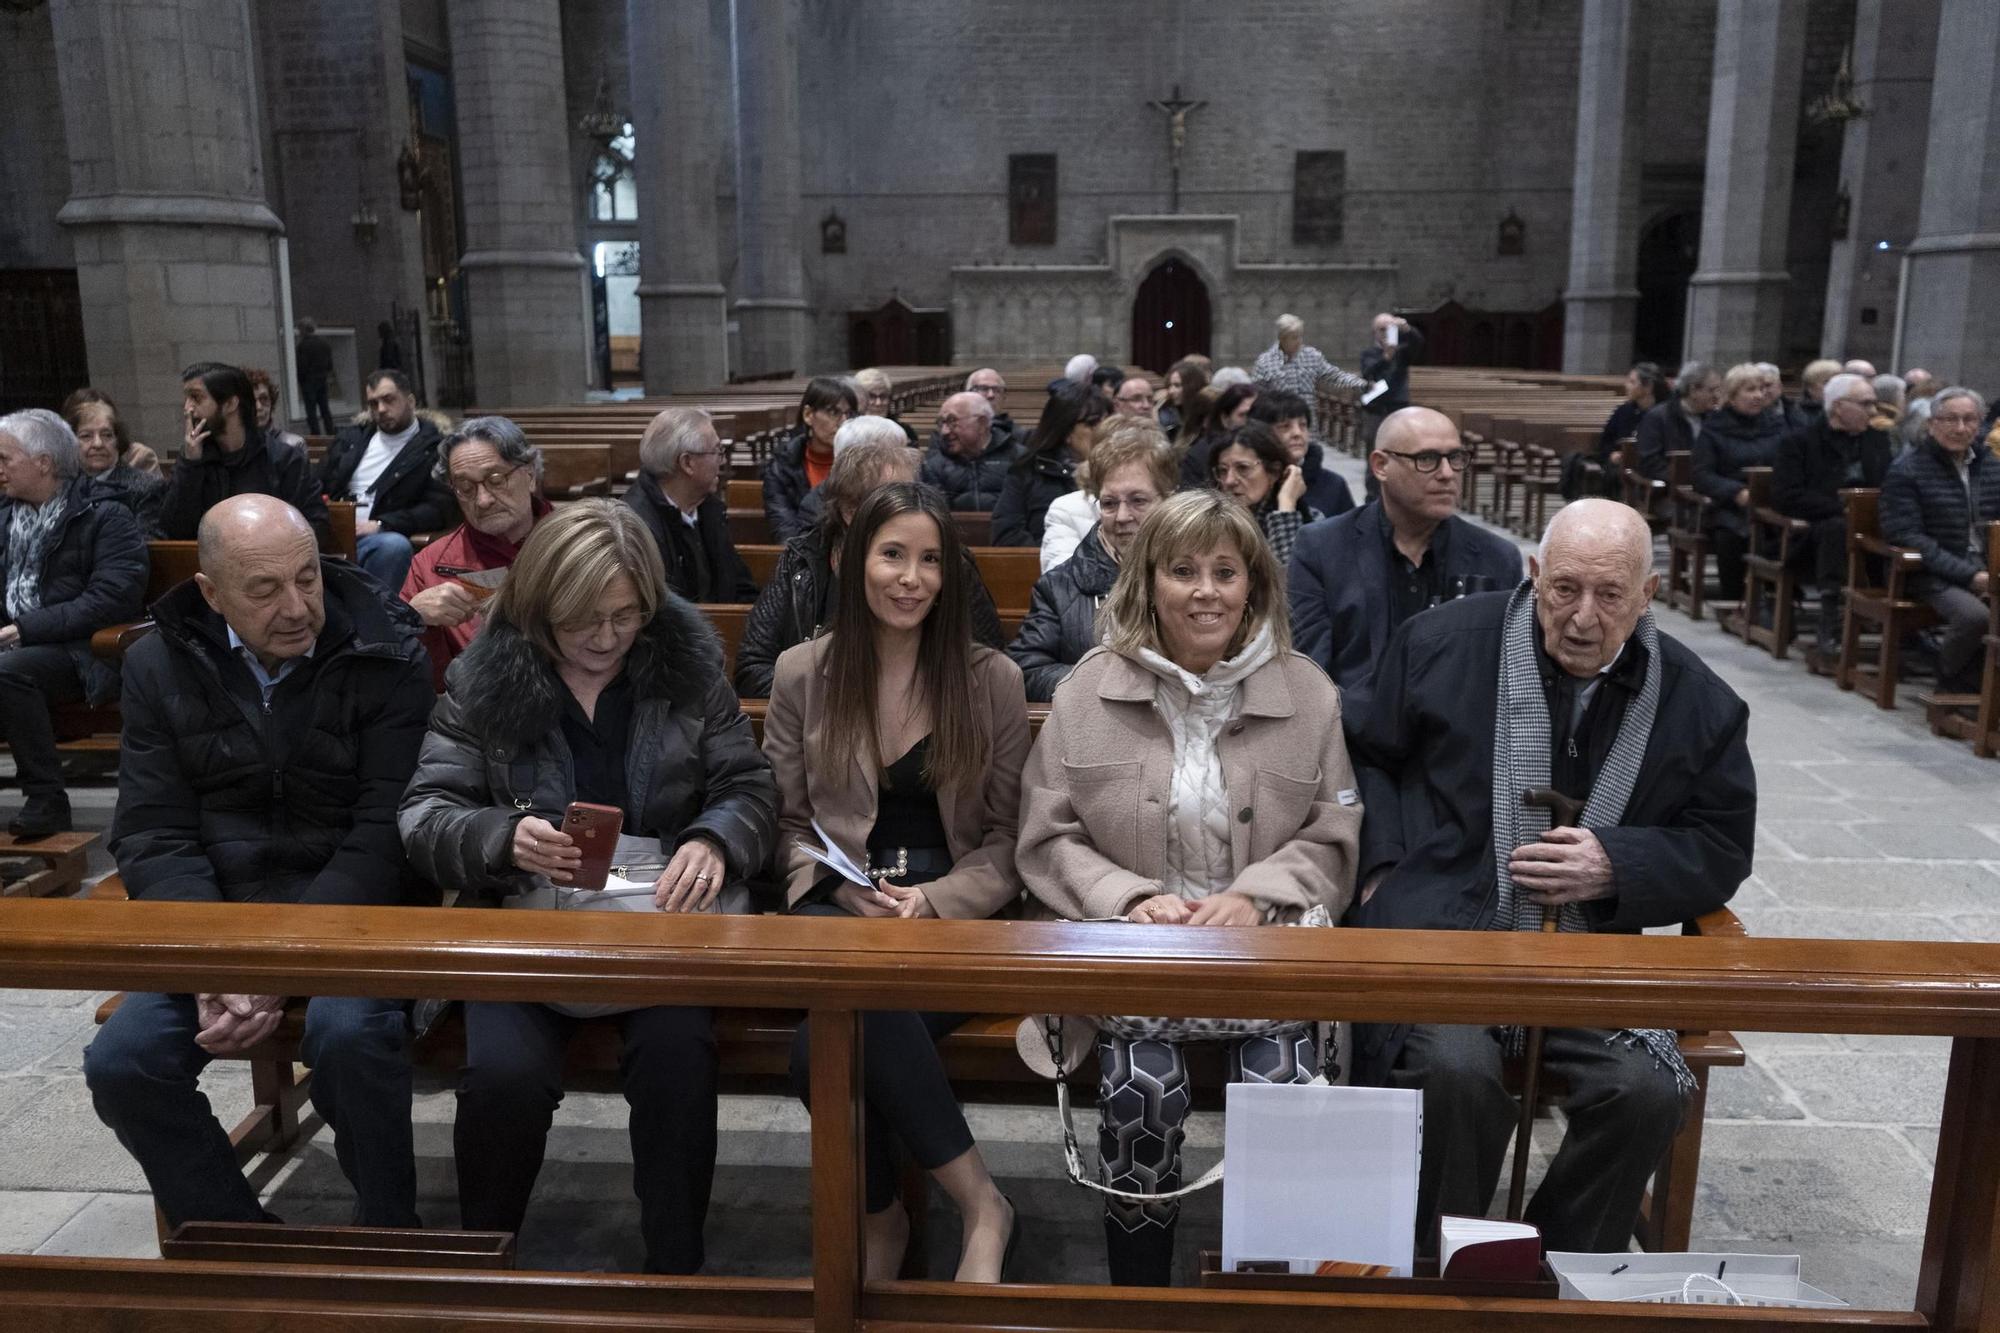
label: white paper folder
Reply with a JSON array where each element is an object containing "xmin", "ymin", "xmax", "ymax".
[{"xmin": 1220, "ymin": 1082, "xmax": 1421, "ymax": 1276}]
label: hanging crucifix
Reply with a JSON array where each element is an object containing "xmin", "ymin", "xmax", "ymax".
[{"xmin": 1148, "ymin": 85, "xmax": 1205, "ymax": 213}]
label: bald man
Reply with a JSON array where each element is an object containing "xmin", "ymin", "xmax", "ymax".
[
  {"xmin": 1287, "ymin": 407, "xmax": 1521, "ymax": 722},
  {"xmin": 1347, "ymin": 499, "xmax": 1756, "ymax": 1255},
  {"xmin": 920, "ymin": 390, "xmax": 1019, "ymax": 511},
  {"xmin": 90, "ymin": 495, "xmax": 435, "ymax": 1232}
]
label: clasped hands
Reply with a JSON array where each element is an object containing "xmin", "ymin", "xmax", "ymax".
[
  {"xmin": 511, "ymin": 815, "xmax": 726, "ymax": 912},
  {"xmin": 196, "ymin": 992, "xmax": 286, "ymax": 1056},
  {"xmin": 1127, "ymin": 890, "xmax": 1261, "ymax": 927}
]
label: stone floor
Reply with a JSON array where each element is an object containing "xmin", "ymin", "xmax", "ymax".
[{"xmin": 0, "ymin": 478, "xmax": 1993, "ymax": 1307}]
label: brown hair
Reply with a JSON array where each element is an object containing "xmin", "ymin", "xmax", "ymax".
[
  {"xmin": 61, "ymin": 388, "xmax": 133, "ymax": 456},
  {"xmin": 1083, "ymin": 420, "xmax": 1175, "ymax": 499},
  {"xmin": 811, "ymin": 482, "xmax": 988, "ymax": 793},
  {"xmin": 818, "ymin": 440, "xmax": 921, "ymax": 550},
  {"xmin": 488, "ymin": 498, "xmax": 665, "ymax": 662},
  {"xmin": 1100, "ymin": 489, "xmax": 1292, "ymax": 662}
]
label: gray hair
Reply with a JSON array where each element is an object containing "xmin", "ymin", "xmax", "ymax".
[
  {"xmin": 833, "ymin": 414, "xmax": 911, "ymax": 456},
  {"xmin": 853, "ymin": 368, "xmax": 892, "ymax": 398},
  {"xmin": 1064, "ymin": 353, "xmax": 1098, "ymax": 383},
  {"xmin": 1276, "ymin": 313, "xmax": 1305, "ymax": 337},
  {"xmin": 1932, "ymin": 386, "xmax": 1988, "ymax": 420},
  {"xmin": 1822, "ymin": 373, "xmax": 1871, "ymax": 407},
  {"xmin": 435, "ymin": 414, "xmax": 544, "ymax": 481},
  {"xmin": 1675, "ymin": 360, "xmax": 1716, "ymax": 399},
  {"xmin": 1871, "ymin": 374, "xmax": 1906, "ymax": 409},
  {"xmin": 0, "ymin": 408, "xmax": 83, "ymax": 481},
  {"xmin": 1210, "ymin": 366, "xmax": 1253, "ymax": 389},
  {"xmin": 1754, "ymin": 361, "xmax": 1781, "ymax": 380},
  {"xmin": 637, "ymin": 407, "xmax": 715, "ymax": 477},
  {"xmin": 964, "ymin": 367, "xmax": 1005, "ymax": 390}
]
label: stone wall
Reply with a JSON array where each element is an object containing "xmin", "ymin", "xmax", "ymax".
[{"xmin": 0, "ymin": 4, "xmax": 72, "ymax": 270}]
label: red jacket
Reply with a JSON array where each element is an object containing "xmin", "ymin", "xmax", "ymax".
[{"xmin": 398, "ymin": 499, "xmax": 550, "ymax": 690}]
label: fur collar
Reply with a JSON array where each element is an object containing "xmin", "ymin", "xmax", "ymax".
[{"xmin": 447, "ymin": 589, "xmax": 723, "ymax": 740}]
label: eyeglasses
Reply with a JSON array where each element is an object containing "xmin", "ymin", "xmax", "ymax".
[
  {"xmin": 812, "ymin": 406, "xmax": 853, "ymax": 421},
  {"xmin": 1933, "ymin": 413, "xmax": 1981, "ymax": 428},
  {"xmin": 969, "ymin": 383, "xmax": 1003, "ymax": 397},
  {"xmin": 1215, "ymin": 461, "xmax": 1267, "ymax": 482},
  {"xmin": 1381, "ymin": 448, "xmax": 1468, "ymax": 474},
  {"xmin": 1116, "ymin": 392, "xmax": 1154, "ymax": 406},
  {"xmin": 556, "ymin": 608, "xmax": 647, "ymax": 635},
  {"xmin": 448, "ymin": 463, "xmax": 528, "ymax": 499},
  {"xmin": 1099, "ymin": 494, "xmax": 1156, "ymax": 515},
  {"xmin": 938, "ymin": 415, "xmax": 983, "ymax": 429}
]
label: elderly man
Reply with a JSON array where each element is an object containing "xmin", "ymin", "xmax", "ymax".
[
  {"xmin": 161, "ymin": 362, "xmax": 329, "ymax": 542},
  {"xmin": 400, "ymin": 417, "xmax": 550, "ymax": 690},
  {"xmin": 964, "ymin": 368, "xmax": 1027, "ymax": 446},
  {"xmin": 1882, "ymin": 388, "xmax": 2000, "ymax": 696},
  {"xmin": 1635, "ymin": 360, "xmax": 1720, "ymax": 481},
  {"xmin": 1289, "ymin": 406, "xmax": 1519, "ymax": 724},
  {"xmin": 623, "ymin": 406, "xmax": 757, "ymax": 605},
  {"xmin": 1113, "ymin": 375, "xmax": 1156, "ymax": 418},
  {"xmin": 0, "ymin": 410, "xmax": 148, "ymax": 836},
  {"xmin": 88, "ymin": 495, "xmax": 435, "ymax": 1231},
  {"xmin": 1773, "ymin": 373, "xmax": 1893, "ymax": 667},
  {"xmin": 1843, "ymin": 358, "xmax": 1877, "ymax": 378},
  {"xmin": 317, "ymin": 369, "xmax": 456, "ymax": 591},
  {"xmin": 1795, "ymin": 358, "xmax": 1843, "ymax": 423},
  {"xmin": 1348, "ymin": 499, "xmax": 1755, "ymax": 1253},
  {"xmin": 1358, "ymin": 311, "xmax": 1428, "ymax": 450},
  {"xmin": 1048, "ymin": 353, "xmax": 1098, "ymax": 396},
  {"xmin": 1252, "ymin": 313, "xmax": 1368, "ymax": 442},
  {"xmin": 1252, "ymin": 389, "xmax": 1355, "ymax": 518},
  {"xmin": 920, "ymin": 391, "xmax": 1019, "ymax": 512}
]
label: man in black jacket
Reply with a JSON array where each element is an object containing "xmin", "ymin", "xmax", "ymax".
[
  {"xmin": 624, "ymin": 406, "xmax": 757, "ymax": 603},
  {"xmin": 1882, "ymin": 387, "xmax": 2000, "ymax": 694},
  {"xmin": 0, "ymin": 410, "xmax": 149, "ymax": 836},
  {"xmin": 1634, "ymin": 361, "xmax": 1720, "ymax": 481},
  {"xmin": 161, "ymin": 362, "xmax": 329, "ymax": 542},
  {"xmin": 1772, "ymin": 373, "xmax": 1893, "ymax": 663},
  {"xmin": 87, "ymin": 495, "xmax": 435, "ymax": 1232},
  {"xmin": 1347, "ymin": 499, "xmax": 1755, "ymax": 1254},
  {"xmin": 920, "ymin": 391, "xmax": 1018, "ymax": 511},
  {"xmin": 964, "ymin": 368, "xmax": 1028, "ymax": 446},
  {"xmin": 295, "ymin": 318, "xmax": 334, "ymax": 436},
  {"xmin": 317, "ymin": 369, "xmax": 456, "ymax": 592}
]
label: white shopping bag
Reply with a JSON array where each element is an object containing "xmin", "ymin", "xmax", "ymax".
[
  {"xmin": 1220, "ymin": 1082, "xmax": 1420, "ymax": 1277},
  {"xmin": 1547, "ymin": 1252, "xmax": 1849, "ymax": 1307}
]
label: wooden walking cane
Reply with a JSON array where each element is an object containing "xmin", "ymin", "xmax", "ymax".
[{"xmin": 1506, "ymin": 786, "xmax": 1587, "ymax": 1221}]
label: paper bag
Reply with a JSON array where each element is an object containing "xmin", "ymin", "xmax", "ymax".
[{"xmin": 1547, "ymin": 1252, "xmax": 1849, "ymax": 1307}]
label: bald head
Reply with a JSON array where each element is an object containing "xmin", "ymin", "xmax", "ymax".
[
  {"xmin": 1371, "ymin": 406, "xmax": 1467, "ymax": 530},
  {"xmin": 1375, "ymin": 405, "xmax": 1454, "ymax": 455},
  {"xmin": 196, "ymin": 495, "xmax": 325, "ymax": 669},
  {"xmin": 1532, "ymin": 500, "xmax": 1657, "ymax": 677},
  {"xmin": 938, "ymin": 391, "xmax": 993, "ymax": 458}
]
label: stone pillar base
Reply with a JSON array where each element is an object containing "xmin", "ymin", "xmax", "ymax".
[
  {"xmin": 1683, "ymin": 270, "xmax": 1792, "ymax": 368},
  {"xmin": 735, "ymin": 299, "xmax": 809, "ymax": 380},
  {"xmin": 640, "ymin": 286, "xmax": 729, "ymax": 394},
  {"xmin": 461, "ymin": 250, "xmax": 587, "ymax": 407},
  {"xmin": 1900, "ymin": 237, "xmax": 2000, "ymax": 389},
  {"xmin": 1561, "ymin": 290, "xmax": 1640, "ymax": 374}
]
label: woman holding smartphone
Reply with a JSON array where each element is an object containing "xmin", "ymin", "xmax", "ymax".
[
  {"xmin": 399, "ymin": 498, "xmax": 777, "ymax": 1274},
  {"xmin": 762, "ymin": 482, "xmax": 1031, "ymax": 1282}
]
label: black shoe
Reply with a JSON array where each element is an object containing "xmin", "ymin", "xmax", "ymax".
[{"xmin": 8, "ymin": 797, "xmax": 71, "ymax": 841}]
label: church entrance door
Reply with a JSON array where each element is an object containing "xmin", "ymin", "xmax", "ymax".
[
  {"xmin": 1634, "ymin": 210, "xmax": 1699, "ymax": 366},
  {"xmin": 1129, "ymin": 259, "xmax": 1210, "ymax": 372}
]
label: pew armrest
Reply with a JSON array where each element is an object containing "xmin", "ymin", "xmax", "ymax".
[
  {"xmin": 1685, "ymin": 907, "xmax": 1747, "ymax": 938},
  {"xmin": 91, "ymin": 619, "xmax": 155, "ymax": 661}
]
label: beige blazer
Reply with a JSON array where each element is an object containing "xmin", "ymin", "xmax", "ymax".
[
  {"xmin": 1017, "ymin": 645, "xmax": 1362, "ymax": 922},
  {"xmin": 763, "ymin": 637, "xmax": 1031, "ymax": 917}
]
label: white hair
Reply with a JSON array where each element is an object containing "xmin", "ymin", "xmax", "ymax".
[
  {"xmin": 638, "ymin": 407, "xmax": 714, "ymax": 476},
  {"xmin": 1276, "ymin": 313, "xmax": 1305, "ymax": 337},
  {"xmin": 1871, "ymin": 373, "xmax": 1906, "ymax": 408},
  {"xmin": 1754, "ymin": 361, "xmax": 1781, "ymax": 380},
  {"xmin": 964, "ymin": 368, "xmax": 1005, "ymax": 390},
  {"xmin": 1064, "ymin": 354, "xmax": 1098, "ymax": 383},
  {"xmin": 833, "ymin": 414, "xmax": 909, "ymax": 456},
  {"xmin": 0, "ymin": 408, "xmax": 82, "ymax": 481},
  {"xmin": 853, "ymin": 367, "xmax": 892, "ymax": 397},
  {"xmin": 1822, "ymin": 373, "xmax": 1871, "ymax": 407},
  {"xmin": 1933, "ymin": 386, "xmax": 1988, "ymax": 419},
  {"xmin": 1210, "ymin": 366, "xmax": 1253, "ymax": 389},
  {"xmin": 940, "ymin": 391, "xmax": 993, "ymax": 422}
]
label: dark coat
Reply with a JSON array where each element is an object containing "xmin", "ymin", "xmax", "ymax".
[
  {"xmin": 296, "ymin": 333, "xmax": 333, "ymax": 386},
  {"xmin": 919, "ymin": 428, "xmax": 1019, "ymax": 512},
  {"xmin": 0, "ymin": 476, "xmax": 149, "ymax": 706},
  {"xmin": 1346, "ymin": 592, "xmax": 1755, "ymax": 1081},
  {"xmin": 1693, "ymin": 407, "xmax": 1786, "ymax": 536},
  {"xmin": 1357, "ymin": 324, "xmax": 1425, "ymax": 413},
  {"xmin": 109, "ymin": 560, "xmax": 436, "ymax": 906},
  {"xmin": 1634, "ymin": 400, "xmax": 1698, "ymax": 482},
  {"xmin": 1007, "ymin": 524, "xmax": 1120, "ymax": 701},
  {"xmin": 1772, "ymin": 416, "xmax": 1893, "ymax": 523},
  {"xmin": 1298, "ymin": 443, "xmax": 1356, "ymax": 518},
  {"xmin": 399, "ymin": 592, "xmax": 778, "ymax": 904},
  {"xmin": 1595, "ymin": 400, "xmax": 1647, "ymax": 466},
  {"xmin": 157, "ymin": 431, "xmax": 330, "ymax": 543},
  {"xmin": 1179, "ymin": 429, "xmax": 1225, "ymax": 490},
  {"xmin": 1287, "ymin": 502, "xmax": 1523, "ymax": 725},
  {"xmin": 318, "ymin": 418, "xmax": 457, "ymax": 536},
  {"xmin": 992, "ymin": 449, "xmax": 1077, "ymax": 546},
  {"xmin": 92, "ymin": 463, "xmax": 167, "ymax": 537},
  {"xmin": 730, "ymin": 526, "xmax": 1008, "ymax": 698},
  {"xmin": 1881, "ymin": 438, "xmax": 2000, "ymax": 594},
  {"xmin": 623, "ymin": 472, "xmax": 758, "ymax": 604},
  {"xmin": 760, "ymin": 426, "xmax": 823, "ymax": 544}
]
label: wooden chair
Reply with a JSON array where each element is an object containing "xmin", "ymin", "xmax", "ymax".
[
  {"xmin": 1618, "ymin": 436, "xmax": 1668, "ymax": 533},
  {"xmin": 1664, "ymin": 452, "xmax": 1712, "ymax": 619},
  {"xmin": 1919, "ymin": 521, "xmax": 1999, "ymax": 755},
  {"xmin": 1738, "ymin": 468, "xmax": 1809, "ymax": 658},
  {"xmin": 1836, "ymin": 488, "xmax": 1938, "ymax": 710}
]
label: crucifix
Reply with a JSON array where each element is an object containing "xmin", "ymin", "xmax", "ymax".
[{"xmin": 1148, "ymin": 85, "xmax": 1205, "ymax": 212}]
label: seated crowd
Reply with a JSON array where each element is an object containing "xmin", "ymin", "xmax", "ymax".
[{"xmin": 0, "ymin": 327, "xmax": 1989, "ymax": 1286}]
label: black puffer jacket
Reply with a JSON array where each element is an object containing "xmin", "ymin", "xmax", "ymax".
[
  {"xmin": 919, "ymin": 429, "xmax": 1019, "ymax": 512},
  {"xmin": 400, "ymin": 592, "xmax": 777, "ymax": 903},
  {"xmin": 760, "ymin": 426, "xmax": 822, "ymax": 544},
  {"xmin": 730, "ymin": 525, "xmax": 1008, "ymax": 698},
  {"xmin": 1007, "ymin": 525, "xmax": 1120, "ymax": 701},
  {"xmin": 0, "ymin": 476, "xmax": 149, "ymax": 706},
  {"xmin": 109, "ymin": 559, "xmax": 436, "ymax": 906},
  {"xmin": 156, "ymin": 430, "xmax": 331, "ymax": 542},
  {"xmin": 992, "ymin": 449, "xmax": 1077, "ymax": 547},
  {"xmin": 1881, "ymin": 439, "xmax": 2000, "ymax": 595},
  {"xmin": 1693, "ymin": 407, "xmax": 1786, "ymax": 536}
]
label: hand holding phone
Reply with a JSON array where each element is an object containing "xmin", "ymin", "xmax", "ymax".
[{"xmin": 560, "ymin": 801, "xmax": 624, "ymax": 890}]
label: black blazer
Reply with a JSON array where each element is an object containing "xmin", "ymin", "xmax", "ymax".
[
  {"xmin": 1772, "ymin": 417, "xmax": 1892, "ymax": 524},
  {"xmin": 317, "ymin": 419, "xmax": 457, "ymax": 535},
  {"xmin": 1634, "ymin": 400, "xmax": 1698, "ymax": 481}
]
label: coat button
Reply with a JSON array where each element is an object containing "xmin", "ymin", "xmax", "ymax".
[
  {"xmin": 1237, "ymin": 806, "xmax": 1253, "ymax": 824},
  {"xmin": 1227, "ymin": 721, "xmax": 1246, "ymax": 735}
]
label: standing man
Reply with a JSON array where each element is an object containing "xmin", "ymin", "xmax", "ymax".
[
  {"xmin": 159, "ymin": 362, "xmax": 328, "ymax": 543},
  {"xmin": 623, "ymin": 407, "xmax": 758, "ymax": 604},
  {"xmin": 295, "ymin": 318, "xmax": 334, "ymax": 437},
  {"xmin": 317, "ymin": 370, "xmax": 456, "ymax": 593},
  {"xmin": 964, "ymin": 368, "xmax": 1027, "ymax": 446},
  {"xmin": 88, "ymin": 495, "xmax": 435, "ymax": 1232},
  {"xmin": 1771, "ymin": 374, "xmax": 1893, "ymax": 667},
  {"xmin": 1251, "ymin": 313, "xmax": 1368, "ymax": 442},
  {"xmin": 1881, "ymin": 387, "xmax": 2000, "ymax": 696},
  {"xmin": 920, "ymin": 391, "xmax": 1019, "ymax": 512},
  {"xmin": 1358, "ymin": 311, "xmax": 1427, "ymax": 451},
  {"xmin": 1289, "ymin": 406, "xmax": 1521, "ymax": 724}
]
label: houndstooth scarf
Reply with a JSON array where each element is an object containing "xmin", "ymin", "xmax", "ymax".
[
  {"xmin": 5, "ymin": 493, "xmax": 66, "ymax": 622},
  {"xmin": 1491, "ymin": 581, "xmax": 1694, "ymax": 1098}
]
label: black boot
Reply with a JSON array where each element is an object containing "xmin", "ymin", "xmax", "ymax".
[
  {"xmin": 8, "ymin": 793, "xmax": 71, "ymax": 841},
  {"xmin": 1104, "ymin": 1215, "xmax": 1176, "ymax": 1287}
]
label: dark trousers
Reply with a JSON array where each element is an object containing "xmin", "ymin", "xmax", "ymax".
[
  {"xmin": 1923, "ymin": 584, "xmax": 1990, "ymax": 691},
  {"xmin": 1803, "ymin": 514, "xmax": 1847, "ymax": 588},
  {"xmin": 1386, "ymin": 1024, "xmax": 1682, "ymax": 1254},
  {"xmin": 456, "ymin": 1000, "xmax": 717, "ymax": 1274},
  {"xmin": 85, "ymin": 991, "xmax": 417, "ymax": 1228},
  {"xmin": 301, "ymin": 380, "xmax": 334, "ymax": 436},
  {"xmin": 1711, "ymin": 524, "xmax": 1749, "ymax": 601},
  {"xmin": 0, "ymin": 645, "xmax": 84, "ymax": 803},
  {"xmin": 788, "ymin": 903, "xmax": 973, "ymax": 1214}
]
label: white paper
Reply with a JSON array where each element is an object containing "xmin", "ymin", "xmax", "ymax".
[
  {"xmin": 1384, "ymin": 324, "xmax": 1399, "ymax": 347},
  {"xmin": 1548, "ymin": 1252, "xmax": 1849, "ymax": 1308},
  {"xmin": 796, "ymin": 817, "xmax": 874, "ymax": 888},
  {"xmin": 1440, "ymin": 1216, "xmax": 1538, "ymax": 1275},
  {"xmin": 1361, "ymin": 379, "xmax": 1391, "ymax": 406},
  {"xmin": 1220, "ymin": 1082, "xmax": 1419, "ymax": 1277}
]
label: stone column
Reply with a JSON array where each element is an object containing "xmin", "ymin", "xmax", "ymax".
[
  {"xmin": 629, "ymin": 0, "xmax": 728, "ymax": 392},
  {"xmin": 49, "ymin": 0, "xmax": 285, "ymax": 448},
  {"xmin": 733, "ymin": 0, "xmax": 809, "ymax": 379},
  {"xmin": 1683, "ymin": 0, "xmax": 1807, "ymax": 366},
  {"xmin": 447, "ymin": 0, "xmax": 587, "ymax": 407},
  {"xmin": 1899, "ymin": 0, "xmax": 2000, "ymax": 388},
  {"xmin": 1561, "ymin": 0, "xmax": 1646, "ymax": 374}
]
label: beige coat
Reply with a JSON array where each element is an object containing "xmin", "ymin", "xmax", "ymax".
[
  {"xmin": 763, "ymin": 637, "xmax": 1031, "ymax": 917},
  {"xmin": 1017, "ymin": 645, "xmax": 1362, "ymax": 922}
]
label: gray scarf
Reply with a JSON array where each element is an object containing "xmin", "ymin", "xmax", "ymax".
[
  {"xmin": 1491, "ymin": 581, "xmax": 1694, "ymax": 1097},
  {"xmin": 5, "ymin": 493, "xmax": 66, "ymax": 622}
]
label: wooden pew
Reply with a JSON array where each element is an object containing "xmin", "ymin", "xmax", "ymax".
[
  {"xmin": 1919, "ymin": 521, "xmax": 1999, "ymax": 753},
  {"xmin": 1663, "ymin": 452, "xmax": 1714, "ymax": 620},
  {"xmin": 41, "ymin": 541, "xmax": 202, "ymax": 754},
  {"xmin": 7, "ymin": 898, "xmax": 1992, "ymax": 1329},
  {"xmin": 1738, "ymin": 468, "xmax": 1810, "ymax": 660},
  {"xmin": 1836, "ymin": 489, "xmax": 1938, "ymax": 710}
]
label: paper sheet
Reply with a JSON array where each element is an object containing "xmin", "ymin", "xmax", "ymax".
[
  {"xmin": 795, "ymin": 817, "xmax": 874, "ymax": 888},
  {"xmin": 1361, "ymin": 379, "xmax": 1391, "ymax": 406}
]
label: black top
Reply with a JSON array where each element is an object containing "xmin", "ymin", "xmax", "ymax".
[
  {"xmin": 560, "ymin": 670, "xmax": 636, "ymax": 819},
  {"xmin": 1383, "ymin": 516, "xmax": 1454, "ymax": 633},
  {"xmin": 868, "ymin": 735, "xmax": 947, "ymax": 854},
  {"xmin": 1534, "ymin": 632, "xmax": 1648, "ymax": 806}
]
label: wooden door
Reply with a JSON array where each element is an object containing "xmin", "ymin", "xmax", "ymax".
[{"xmin": 1129, "ymin": 259, "xmax": 1211, "ymax": 372}]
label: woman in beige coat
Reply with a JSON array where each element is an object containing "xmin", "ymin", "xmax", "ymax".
[
  {"xmin": 763, "ymin": 481, "xmax": 1030, "ymax": 1283},
  {"xmin": 1017, "ymin": 488, "xmax": 1362, "ymax": 1286}
]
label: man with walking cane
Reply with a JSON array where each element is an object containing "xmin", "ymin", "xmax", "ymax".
[{"xmin": 1344, "ymin": 499, "xmax": 1757, "ymax": 1254}]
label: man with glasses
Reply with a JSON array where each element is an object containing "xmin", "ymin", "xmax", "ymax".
[
  {"xmin": 1112, "ymin": 376, "xmax": 1157, "ymax": 419},
  {"xmin": 316, "ymin": 370, "xmax": 456, "ymax": 592},
  {"xmin": 920, "ymin": 390, "xmax": 1019, "ymax": 512},
  {"xmin": 1636, "ymin": 361, "xmax": 1721, "ymax": 482},
  {"xmin": 1772, "ymin": 373, "xmax": 1894, "ymax": 668},
  {"xmin": 400, "ymin": 416, "xmax": 550, "ymax": 689},
  {"xmin": 1882, "ymin": 386, "xmax": 2000, "ymax": 696},
  {"xmin": 1288, "ymin": 406, "xmax": 1521, "ymax": 723},
  {"xmin": 964, "ymin": 368, "xmax": 1028, "ymax": 446},
  {"xmin": 624, "ymin": 407, "xmax": 757, "ymax": 605}
]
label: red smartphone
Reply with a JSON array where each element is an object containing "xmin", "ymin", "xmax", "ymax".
[{"xmin": 560, "ymin": 801, "xmax": 624, "ymax": 890}]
